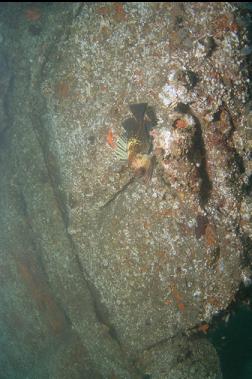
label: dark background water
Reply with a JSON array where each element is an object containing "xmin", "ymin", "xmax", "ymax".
[{"xmin": 209, "ymin": 287, "xmax": 252, "ymax": 379}]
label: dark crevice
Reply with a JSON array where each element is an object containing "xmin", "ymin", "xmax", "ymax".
[
  {"xmin": 177, "ymin": 70, "xmax": 200, "ymax": 91},
  {"xmin": 174, "ymin": 103, "xmax": 212, "ymax": 206},
  {"xmin": 73, "ymin": 251, "xmax": 122, "ymax": 346},
  {"xmin": 29, "ymin": 94, "xmax": 70, "ymax": 229},
  {"xmin": 240, "ymin": 233, "xmax": 252, "ymax": 269},
  {"xmin": 199, "ymin": 36, "xmax": 217, "ymax": 58},
  {"xmin": 233, "ymin": 150, "xmax": 245, "ymax": 174},
  {"xmin": 141, "ymin": 333, "xmax": 179, "ymax": 353},
  {"xmin": 16, "ymin": 187, "xmax": 72, "ymax": 329},
  {"xmin": 221, "ymin": 105, "xmax": 246, "ymax": 175},
  {"xmin": 243, "ymin": 173, "xmax": 252, "ymax": 195},
  {"xmin": 92, "ymin": 298, "xmax": 120, "ymax": 343},
  {"xmin": 212, "ymin": 109, "xmax": 221, "ymax": 122},
  {"xmin": 174, "ymin": 102, "xmax": 191, "ymax": 114},
  {"xmin": 188, "ymin": 114, "xmax": 212, "ymax": 207}
]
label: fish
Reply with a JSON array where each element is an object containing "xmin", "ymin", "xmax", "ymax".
[{"xmin": 114, "ymin": 103, "xmax": 156, "ymax": 181}]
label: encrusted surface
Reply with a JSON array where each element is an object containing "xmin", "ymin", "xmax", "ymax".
[{"xmin": 0, "ymin": 2, "xmax": 251, "ymax": 378}]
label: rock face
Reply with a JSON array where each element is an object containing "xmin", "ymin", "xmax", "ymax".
[{"xmin": 0, "ymin": 2, "xmax": 251, "ymax": 378}]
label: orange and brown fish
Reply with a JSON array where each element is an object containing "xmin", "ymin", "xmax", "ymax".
[{"xmin": 115, "ymin": 103, "xmax": 156, "ymax": 181}]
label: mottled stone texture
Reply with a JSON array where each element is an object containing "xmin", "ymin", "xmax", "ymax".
[{"xmin": 0, "ymin": 2, "xmax": 251, "ymax": 378}]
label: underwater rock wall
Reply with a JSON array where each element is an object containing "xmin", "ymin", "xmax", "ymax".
[{"xmin": 0, "ymin": 2, "xmax": 251, "ymax": 378}]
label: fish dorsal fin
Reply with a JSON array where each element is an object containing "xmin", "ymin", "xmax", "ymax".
[
  {"xmin": 122, "ymin": 117, "xmax": 138, "ymax": 138},
  {"xmin": 129, "ymin": 103, "xmax": 147, "ymax": 122}
]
